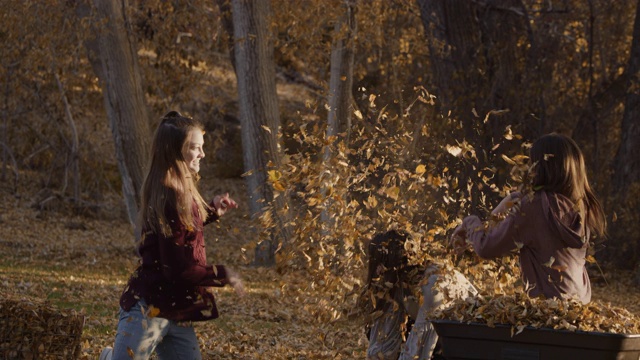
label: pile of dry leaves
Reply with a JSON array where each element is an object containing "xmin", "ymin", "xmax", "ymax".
[
  {"xmin": 0, "ymin": 292, "xmax": 84, "ymax": 359},
  {"xmin": 432, "ymin": 291, "xmax": 640, "ymax": 335}
]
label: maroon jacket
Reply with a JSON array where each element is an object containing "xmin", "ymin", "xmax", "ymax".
[
  {"xmin": 120, "ymin": 194, "xmax": 229, "ymax": 321},
  {"xmin": 463, "ymin": 191, "xmax": 591, "ymax": 304}
]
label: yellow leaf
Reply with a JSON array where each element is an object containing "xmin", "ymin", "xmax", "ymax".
[
  {"xmin": 147, "ymin": 305, "xmax": 160, "ymax": 318},
  {"xmin": 585, "ymin": 255, "xmax": 597, "ymax": 264},
  {"xmin": 501, "ymin": 154, "xmax": 516, "ymax": 165},
  {"xmin": 385, "ymin": 186, "xmax": 400, "ymax": 200},
  {"xmin": 512, "ymin": 155, "xmax": 529, "ymax": 163},
  {"xmin": 415, "ymin": 164, "xmax": 426, "ymax": 175},
  {"xmin": 273, "ymin": 181, "xmax": 286, "ymax": 192},
  {"xmin": 267, "ymin": 170, "xmax": 281, "ymax": 182},
  {"xmin": 365, "ymin": 195, "xmax": 378, "ymax": 209},
  {"xmin": 446, "ymin": 145, "xmax": 462, "ymax": 157}
]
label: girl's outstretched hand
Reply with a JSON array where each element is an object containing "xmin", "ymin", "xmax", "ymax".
[
  {"xmin": 450, "ymin": 223, "xmax": 469, "ymax": 255},
  {"xmin": 491, "ymin": 192, "xmax": 522, "ymax": 217},
  {"xmin": 213, "ymin": 193, "xmax": 238, "ymax": 217},
  {"xmin": 225, "ymin": 267, "xmax": 246, "ymax": 297}
]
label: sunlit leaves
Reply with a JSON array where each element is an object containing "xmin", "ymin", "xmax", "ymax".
[
  {"xmin": 384, "ymin": 186, "xmax": 400, "ymax": 200},
  {"xmin": 260, "ymin": 99, "xmax": 458, "ymax": 281},
  {"xmin": 268, "ymin": 170, "xmax": 286, "ymax": 192},
  {"xmin": 501, "ymin": 154, "xmax": 517, "ymax": 165},
  {"xmin": 446, "ymin": 145, "xmax": 463, "ymax": 157},
  {"xmin": 433, "ymin": 292, "xmax": 640, "ymax": 335}
]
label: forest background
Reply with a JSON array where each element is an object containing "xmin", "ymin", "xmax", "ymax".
[{"xmin": 1, "ymin": 0, "xmax": 640, "ymax": 358}]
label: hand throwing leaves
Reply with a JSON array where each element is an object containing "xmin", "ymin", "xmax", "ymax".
[
  {"xmin": 450, "ymin": 223, "xmax": 469, "ymax": 255},
  {"xmin": 213, "ymin": 193, "xmax": 238, "ymax": 217},
  {"xmin": 225, "ymin": 267, "xmax": 246, "ymax": 297}
]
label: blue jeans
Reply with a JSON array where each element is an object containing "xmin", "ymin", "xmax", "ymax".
[{"xmin": 111, "ymin": 300, "xmax": 201, "ymax": 360}]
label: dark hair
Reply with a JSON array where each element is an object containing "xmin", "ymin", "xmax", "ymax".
[
  {"xmin": 365, "ymin": 230, "xmax": 417, "ymax": 311},
  {"xmin": 530, "ymin": 133, "xmax": 606, "ymax": 237}
]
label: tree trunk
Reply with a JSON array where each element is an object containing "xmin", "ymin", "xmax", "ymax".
[
  {"xmin": 1, "ymin": 65, "xmax": 15, "ymax": 185},
  {"xmin": 216, "ymin": 0, "xmax": 236, "ymax": 73},
  {"xmin": 54, "ymin": 74, "xmax": 80, "ymax": 203},
  {"xmin": 416, "ymin": 0, "xmax": 536, "ymax": 209},
  {"xmin": 92, "ymin": 0, "xmax": 151, "ymax": 228},
  {"xmin": 322, "ymin": 0, "xmax": 357, "ymax": 240},
  {"xmin": 75, "ymin": 0, "xmax": 104, "ymax": 81},
  {"xmin": 326, "ymin": 0, "xmax": 356, "ymax": 143},
  {"xmin": 232, "ymin": 0, "xmax": 290, "ymax": 266},
  {"xmin": 613, "ymin": 1, "xmax": 640, "ymax": 194},
  {"xmin": 610, "ymin": 0, "xmax": 640, "ymax": 276}
]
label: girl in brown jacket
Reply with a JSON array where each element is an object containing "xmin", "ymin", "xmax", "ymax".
[{"xmin": 452, "ymin": 133, "xmax": 607, "ymax": 304}]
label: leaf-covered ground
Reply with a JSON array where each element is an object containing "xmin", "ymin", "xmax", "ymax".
[
  {"xmin": 0, "ymin": 175, "xmax": 368, "ymax": 359},
  {"xmin": 0, "ymin": 175, "xmax": 638, "ymax": 359}
]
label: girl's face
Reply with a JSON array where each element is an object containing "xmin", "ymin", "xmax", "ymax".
[{"xmin": 182, "ymin": 129, "xmax": 205, "ymax": 174}]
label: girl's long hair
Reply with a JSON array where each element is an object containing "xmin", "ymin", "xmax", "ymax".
[
  {"xmin": 139, "ymin": 111, "xmax": 209, "ymax": 237},
  {"xmin": 530, "ymin": 133, "xmax": 607, "ymax": 238}
]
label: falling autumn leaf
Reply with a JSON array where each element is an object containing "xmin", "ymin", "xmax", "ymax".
[
  {"xmin": 147, "ymin": 305, "xmax": 160, "ymax": 318},
  {"xmin": 261, "ymin": 125, "xmax": 272, "ymax": 134},
  {"xmin": 501, "ymin": 154, "xmax": 517, "ymax": 165},
  {"xmin": 273, "ymin": 181, "xmax": 286, "ymax": 192},
  {"xmin": 542, "ymin": 256, "xmax": 555, "ymax": 268},
  {"xmin": 267, "ymin": 170, "xmax": 282, "ymax": 183},
  {"xmin": 446, "ymin": 145, "xmax": 463, "ymax": 157}
]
